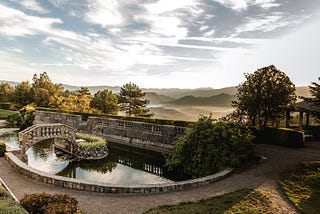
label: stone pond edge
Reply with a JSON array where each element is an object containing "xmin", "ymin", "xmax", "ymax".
[{"xmin": 4, "ymin": 151, "xmax": 233, "ymax": 195}]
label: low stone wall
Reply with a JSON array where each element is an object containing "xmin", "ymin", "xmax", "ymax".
[
  {"xmin": 5, "ymin": 152, "xmax": 232, "ymax": 195},
  {"xmin": 34, "ymin": 111, "xmax": 186, "ymax": 153}
]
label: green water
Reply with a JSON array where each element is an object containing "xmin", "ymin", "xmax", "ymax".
[{"xmin": 0, "ymin": 129, "xmax": 188, "ymax": 185}]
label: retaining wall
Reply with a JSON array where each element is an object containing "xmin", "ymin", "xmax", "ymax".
[
  {"xmin": 34, "ymin": 111, "xmax": 186, "ymax": 153},
  {"xmin": 5, "ymin": 152, "xmax": 232, "ymax": 195}
]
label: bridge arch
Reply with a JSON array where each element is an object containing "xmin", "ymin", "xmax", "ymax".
[{"xmin": 19, "ymin": 123, "xmax": 76, "ymax": 154}]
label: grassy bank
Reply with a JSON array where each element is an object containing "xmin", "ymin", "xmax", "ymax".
[
  {"xmin": 279, "ymin": 161, "xmax": 320, "ymax": 214},
  {"xmin": 145, "ymin": 189, "xmax": 275, "ymax": 214},
  {"xmin": 0, "ymin": 184, "xmax": 26, "ymax": 214},
  {"xmin": 0, "ymin": 109, "xmax": 16, "ymax": 120}
]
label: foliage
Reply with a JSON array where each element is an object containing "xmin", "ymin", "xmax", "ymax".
[
  {"xmin": 6, "ymin": 105, "xmax": 35, "ymax": 130},
  {"xmin": 118, "ymin": 82, "xmax": 153, "ymax": 117},
  {"xmin": 0, "ymin": 102, "xmax": 15, "ymax": 111},
  {"xmin": 0, "ymin": 82, "xmax": 14, "ymax": 102},
  {"xmin": 256, "ymin": 127, "xmax": 304, "ymax": 148},
  {"xmin": 90, "ymin": 89, "xmax": 119, "ymax": 114},
  {"xmin": 302, "ymin": 77, "xmax": 320, "ymax": 121},
  {"xmin": 31, "ymin": 72, "xmax": 64, "ymax": 108},
  {"xmin": 59, "ymin": 87, "xmax": 93, "ymax": 113},
  {"xmin": 12, "ymin": 81, "xmax": 33, "ymax": 108},
  {"xmin": 20, "ymin": 193, "xmax": 80, "ymax": 214},
  {"xmin": 0, "ymin": 142, "xmax": 6, "ymax": 156},
  {"xmin": 0, "ymin": 185, "xmax": 26, "ymax": 214},
  {"xmin": 167, "ymin": 116, "xmax": 255, "ymax": 178},
  {"xmin": 76, "ymin": 133, "xmax": 107, "ymax": 149},
  {"xmin": 279, "ymin": 161, "xmax": 320, "ymax": 214},
  {"xmin": 232, "ymin": 65, "xmax": 296, "ymax": 130},
  {"xmin": 145, "ymin": 189, "xmax": 275, "ymax": 214}
]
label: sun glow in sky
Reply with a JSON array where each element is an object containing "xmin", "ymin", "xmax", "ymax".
[{"xmin": 0, "ymin": 0, "xmax": 319, "ymax": 88}]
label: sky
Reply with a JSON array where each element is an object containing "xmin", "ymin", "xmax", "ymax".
[{"xmin": 0, "ymin": 0, "xmax": 319, "ymax": 89}]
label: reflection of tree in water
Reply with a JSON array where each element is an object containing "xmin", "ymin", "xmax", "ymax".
[{"xmin": 30, "ymin": 139, "xmax": 54, "ymax": 161}]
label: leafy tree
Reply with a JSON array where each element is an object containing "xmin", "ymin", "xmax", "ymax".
[
  {"xmin": 31, "ymin": 72, "xmax": 64, "ymax": 108},
  {"xmin": 232, "ymin": 65, "xmax": 296, "ymax": 130},
  {"xmin": 0, "ymin": 82, "xmax": 14, "ymax": 102},
  {"xmin": 90, "ymin": 90, "xmax": 119, "ymax": 115},
  {"xmin": 118, "ymin": 82, "xmax": 153, "ymax": 117},
  {"xmin": 12, "ymin": 81, "xmax": 33, "ymax": 107},
  {"xmin": 167, "ymin": 116, "xmax": 254, "ymax": 178},
  {"xmin": 75, "ymin": 87, "xmax": 92, "ymax": 112},
  {"xmin": 302, "ymin": 77, "xmax": 320, "ymax": 121}
]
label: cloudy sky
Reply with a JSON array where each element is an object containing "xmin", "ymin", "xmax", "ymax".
[{"xmin": 0, "ymin": 0, "xmax": 319, "ymax": 88}]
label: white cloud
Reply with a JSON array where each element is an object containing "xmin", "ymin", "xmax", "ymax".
[
  {"xmin": 213, "ymin": 0, "xmax": 248, "ymax": 11},
  {"xmin": 85, "ymin": 0, "xmax": 123, "ymax": 27},
  {"xmin": 145, "ymin": 0, "xmax": 198, "ymax": 14}
]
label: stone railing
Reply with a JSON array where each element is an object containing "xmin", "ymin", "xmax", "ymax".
[{"xmin": 34, "ymin": 111, "xmax": 187, "ymax": 153}]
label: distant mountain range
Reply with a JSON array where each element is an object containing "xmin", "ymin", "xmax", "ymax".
[{"xmin": 1, "ymin": 80, "xmax": 311, "ymax": 107}]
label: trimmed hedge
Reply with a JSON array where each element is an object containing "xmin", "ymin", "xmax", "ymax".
[
  {"xmin": 36, "ymin": 107, "xmax": 192, "ymax": 127},
  {"xmin": 0, "ymin": 102, "xmax": 13, "ymax": 110},
  {"xmin": 303, "ymin": 125, "xmax": 320, "ymax": 141},
  {"xmin": 256, "ymin": 127, "xmax": 304, "ymax": 148},
  {"xmin": 0, "ymin": 142, "xmax": 6, "ymax": 157},
  {"xmin": 20, "ymin": 193, "xmax": 80, "ymax": 214}
]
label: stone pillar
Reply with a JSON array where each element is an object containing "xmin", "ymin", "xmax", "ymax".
[
  {"xmin": 299, "ymin": 111, "xmax": 304, "ymax": 130},
  {"xmin": 306, "ymin": 112, "xmax": 310, "ymax": 127}
]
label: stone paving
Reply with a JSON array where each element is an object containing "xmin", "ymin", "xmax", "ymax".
[{"xmin": 0, "ymin": 142, "xmax": 320, "ymax": 214}]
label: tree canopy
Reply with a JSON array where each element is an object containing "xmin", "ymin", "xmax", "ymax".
[
  {"xmin": 0, "ymin": 82, "xmax": 14, "ymax": 102},
  {"xmin": 90, "ymin": 89, "xmax": 119, "ymax": 115},
  {"xmin": 302, "ymin": 77, "xmax": 320, "ymax": 121},
  {"xmin": 118, "ymin": 82, "xmax": 153, "ymax": 117},
  {"xmin": 232, "ymin": 65, "xmax": 296, "ymax": 130}
]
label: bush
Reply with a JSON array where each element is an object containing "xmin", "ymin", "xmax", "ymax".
[
  {"xmin": 303, "ymin": 125, "xmax": 320, "ymax": 141},
  {"xmin": 167, "ymin": 116, "xmax": 255, "ymax": 178},
  {"xmin": 256, "ymin": 127, "xmax": 304, "ymax": 148},
  {"xmin": 20, "ymin": 193, "xmax": 80, "ymax": 214},
  {"xmin": 5, "ymin": 105, "xmax": 35, "ymax": 130},
  {"xmin": 76, "ymin": 133, "xmax": 107, "ymax": 149},
  {"xmin": 0, "ymin": 142, "xmax": 6, "ymax": 157},
  {"xmin": 0, "ymin": 102, "xmax": 14, "ymax": 110}
]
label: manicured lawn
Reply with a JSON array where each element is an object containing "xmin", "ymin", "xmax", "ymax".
[
  {"xmin": 279, "ymin": 161, "xmax": 320, "ymax": 214},
  {"xmin": 0, "ymin": 184, "xmax": 26, "ymax": 214},
  {"xmin": 0, "ymin": 109, "xmax": 16, "ymax": 120},
  {"xmin": 145, "ymin": 189, "xmax": 275, "ymax": 214}
]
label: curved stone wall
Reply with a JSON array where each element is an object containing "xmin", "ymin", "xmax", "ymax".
[{"xmin": 5, "ymin": 152, "xmax": 232, "ymax": 195}]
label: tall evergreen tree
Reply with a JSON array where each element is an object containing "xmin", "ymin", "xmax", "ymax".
[
  {"xmin": 118, "ymin": 82, "xmax": 153, "ymax": 117},
  {"xmin": 302, "ymin": 77, "xmax": 320, "ymax": 121}
]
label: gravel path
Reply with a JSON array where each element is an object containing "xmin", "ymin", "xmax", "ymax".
[{"xmin": 1, "ymin": 142, "xmax": 320, "ymax": 214}]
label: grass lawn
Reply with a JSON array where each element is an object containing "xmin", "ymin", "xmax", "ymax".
[
  {"xmin": 145, "ymin": 189, "xmax": 276, "ymax": 214},
  {"xmin": 0, "ymin": 109, "xmax": 16, "ymax": 120},
  {"xmin": 279, "ymin": 161, "xmax": 320, "ymax": 214},
  {"xmin": 0, "ymin": 184, "xmax": 26, "ymax": 214}
]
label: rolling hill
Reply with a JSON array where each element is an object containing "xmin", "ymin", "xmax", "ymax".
[{"xmin": 167, "ymin": 93, "xmax": 234, "ymax": 107}]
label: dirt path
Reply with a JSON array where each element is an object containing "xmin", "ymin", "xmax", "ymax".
[{"xmin": 1, "ymin": 142, "xmax": 320, "ymax": 214}]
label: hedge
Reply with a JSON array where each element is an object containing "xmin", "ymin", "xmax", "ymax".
[
  {"xmin": 0, "ymin": 142, "xmax": 6, "ymax": 157},
  {"xmin": 256, "ymin": 127, "xmax": 304, "ymax": 148},
  {"xmin": 303, "ymin": 125, "xmax": 320, "ymax": 141},
  {"xmin": 0, "ymin": 102, "xmax": 16, "ymax": 111},
  {"xmin": 36, "ymin": 107, "xmax": 192, "ymax": 127}
]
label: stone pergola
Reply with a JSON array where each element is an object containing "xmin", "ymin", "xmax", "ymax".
[{"xmin": 286, "ymin": 101, "xmax": 319, "ymax": 129}]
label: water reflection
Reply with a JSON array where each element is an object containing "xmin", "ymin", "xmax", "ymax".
[{"xmin": 0, "ymin": 129, "xmax": 190, "ymax": 185}]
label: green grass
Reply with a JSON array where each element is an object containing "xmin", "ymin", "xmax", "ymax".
[
  {"xmin": 144, "ymin": 189, "xmax": 275, "ymax": 214},
  {"xmin": 279, "ymin": 161, "xmax": 320, "ymax": 214},
  {"xmin": 0, "ymin": 109, "xmax": 16, "ymax": 120},
  {"xmin": 0, "ymin": 185, "xmax": 26, "ymax": 214},
  {"xmin": 76, "ymin": 133, "xmax": 107, "ymax": 149}
]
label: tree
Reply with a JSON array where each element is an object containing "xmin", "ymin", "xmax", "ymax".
[
  {"xmin": 0, "ymin": 82, "xmax": 14, "ymax": 102},
  {"xmin": 31, "ymin": 72, "xmax": 64, "ymax": 108},
  {"xmin": 90, "ymin": 90, "xmax": 119, "ymax": 115},
  {"xmin": 302, "ymin": 77, "xmax": 320, "ymax": 121},
  {"xmin": 167, "ymin": 116, "xmax": 254, "ymax": 178},
  {"xmin": 118, "ymin": 82, "xmax": 153, "ymax": 117},
  {"xmin": 75, "ymin": 87, "xmax": 92, "ymax": 112},
  {"xmin": 232, "ymin": 65, "xmax": 296, "ymax": 130},
  {"xmin": 12, "ymin": 81, "xmax": 33, "ymax": 107}
]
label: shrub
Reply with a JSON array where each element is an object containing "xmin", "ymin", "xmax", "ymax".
[
  {"xmin": 256, "ymin": 127, "xmax": 304, "ymax": 148},
  {"xmin": 76, "ymin": 133, "xmax": 107, "ymax": 149},
  {"xmin": 167, "ymin": 116, "xmax": 255, "ymax": 178},
  {"xmin": 5, "ymin": 105, "xmax": 35, "ymax": 130},
  {"xmin": 20, "ymin": 193, "xmax": 80, "ymax": 214},
  {"xmin": 0, "ymin": 142, "xmax": 6, "ymax": 157},
  {"xmin": 0, "ymin": 102, "xmax": 14, "ymax": 110}
]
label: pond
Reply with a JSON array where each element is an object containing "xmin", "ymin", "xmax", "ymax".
[{"xmin": 0, "ymin": 128, "xmax": 189, "ymax": 185}]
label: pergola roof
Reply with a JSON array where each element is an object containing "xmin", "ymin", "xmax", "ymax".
[{"xmin": 291, "ymin": 101, "xmax": 319, "ymax": 112}]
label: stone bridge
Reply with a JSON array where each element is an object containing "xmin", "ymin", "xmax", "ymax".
[{"xmin": 19, "ymin": 123, "xmax": 76, "ymax": 154}]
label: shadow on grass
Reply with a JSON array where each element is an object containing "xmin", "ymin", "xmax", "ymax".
[
  {"xmin": 279, "ymin": 161, "xmax": 320, "ymax": 214},
  {"xmin": 144, "ymin": 189, "xmax": 275, "ymax": 214}
]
